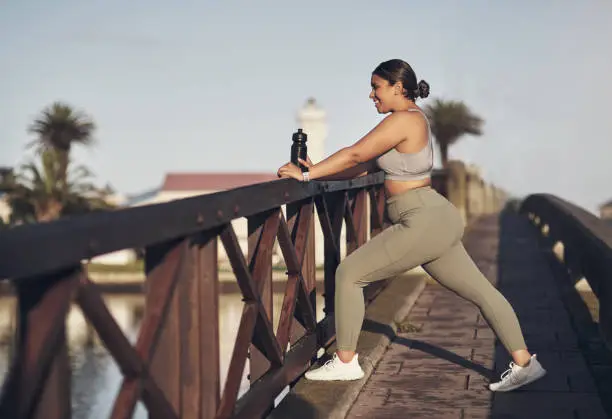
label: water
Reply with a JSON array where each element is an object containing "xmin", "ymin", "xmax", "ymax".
[{"xmin": 0, "ymin": 291, "xmax": 325, "ymax": 418}]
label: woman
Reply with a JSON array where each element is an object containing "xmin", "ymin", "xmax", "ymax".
[{"xmin": 277, "ymin": 59, "xmax": 546, "ymax": 392}]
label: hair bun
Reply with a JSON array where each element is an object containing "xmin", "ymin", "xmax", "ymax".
[{"xmin": 417, "ymin": 80, "xmax": 430, "ymax": 99}]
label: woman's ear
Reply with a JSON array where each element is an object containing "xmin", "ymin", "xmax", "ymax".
[{"xmin": 393, "ymin": 81, "xmax": 404, "ymax": 96}]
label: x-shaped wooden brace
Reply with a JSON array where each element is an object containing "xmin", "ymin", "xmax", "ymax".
[{"xmin": 216, "ymin": 200, "xmax": 316, "ymax": 419}]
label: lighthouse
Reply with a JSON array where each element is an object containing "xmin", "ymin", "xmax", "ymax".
[
  {"xmin": 296, "ymin": 97, "xmax": 327, "ymax": 164},
  {"xmin": 296, "ymin": 98, "xmax": 347, "ymax": 265}
]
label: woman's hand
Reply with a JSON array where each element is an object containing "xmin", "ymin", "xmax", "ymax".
[
  {"xmin": 297, "ymin": 156, "xmax": 313, "ymax": 169},
  {"xmin": 277, "ymin": 156, "xmax": 314, "ymax": 181},
  {"xmin": 277, "ymin": 162, "xmax": 304, "ymax": 181}
]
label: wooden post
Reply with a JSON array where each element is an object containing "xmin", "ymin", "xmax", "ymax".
[
  {"xmin": 0, "ymin": 269, "xmax": 79, "ymax": 419},
  {"xmin": 431, "ymin": 169, "xmax": 449, "ymax": 198},
  {"xmin": 199, "ymin": 235, "xmax": 221, "ymax": 418},
  {"xmin": 321, "ymin": 192, "xmax": 345, "ymax": 316},
  {"xmin": 178, "ymin": 232, "xmax": 220, "ymax": 418},
  {"xmin": 347, "ymin": 190, "xmax": 368, "ymax": 255},
  {"xmin": 369, "ymin": 186, "xmax": 386, "ymax": 238},
  {"xmin": 303, "ymin": 205, "xmax": 317, "ymax": 322}
]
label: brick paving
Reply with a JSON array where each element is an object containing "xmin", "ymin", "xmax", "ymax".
[{"xmin": 347, "ymin": 211, "xmax": 610, "ymax": 419}]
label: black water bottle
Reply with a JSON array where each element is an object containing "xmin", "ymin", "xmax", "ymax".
[{"xmin": 290, "ymin": 128, "xmax": 308, "ymax": 171}]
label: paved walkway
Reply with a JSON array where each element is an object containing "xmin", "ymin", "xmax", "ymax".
[{"xmin": 346, "ymin": 211, "xmax": 610, "ymax": 419}]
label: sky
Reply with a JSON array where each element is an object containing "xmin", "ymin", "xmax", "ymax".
[{"xmin": 1, "ymin": 0, "xmax": 611, "ymax": 213}]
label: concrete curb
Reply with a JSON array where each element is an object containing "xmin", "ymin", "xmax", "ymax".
[{"xmin": 268, "ymin": 272, "xmax": 427, "ymax": 419}]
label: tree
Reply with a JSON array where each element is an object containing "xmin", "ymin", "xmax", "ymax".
[
  {"xmin": 27, "ymin": 102, "xmax": 96, "ymax": 195},
  {"xmin": 424, "ymin": 99, "xmax": 484, "ymax": 167},
  {"xmin": 6, "ymin": 149, "xmax": 114, "ymax": 224}
]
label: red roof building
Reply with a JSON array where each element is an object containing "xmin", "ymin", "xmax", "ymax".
[{"xmin": 161, "ymin": 172, "xmax": 278, "ymax": 192}]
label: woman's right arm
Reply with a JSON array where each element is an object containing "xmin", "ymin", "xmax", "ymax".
[{"xmin": 315, "ymin": 159, "xmax": 378, "ymax": 180}]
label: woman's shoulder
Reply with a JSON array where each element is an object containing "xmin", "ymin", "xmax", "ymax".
[{"xmin": 382, "ymin": 110, "xmax": 427, "ymax": 130}]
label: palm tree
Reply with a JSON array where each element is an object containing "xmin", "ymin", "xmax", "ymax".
[
  {"xmin": 27, "ymin": 102, "xmax": 96, "ymax": 195},
  {"xmin": 7, "ymin": 149, "xmax": 114, "ymax": 223},
  {"xmin": 424, "ymin": 99, "xmax": 484, "ymax": 167}
]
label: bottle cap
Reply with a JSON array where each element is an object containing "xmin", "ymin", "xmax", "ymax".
[{"xmin": 292, "ymin": 128, "xmax": 307, "ymax": 142}]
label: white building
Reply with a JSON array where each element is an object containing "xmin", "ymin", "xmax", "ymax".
[{"xmin": 298, "ymin": 98, "xmax": 327, "ymax": 164}]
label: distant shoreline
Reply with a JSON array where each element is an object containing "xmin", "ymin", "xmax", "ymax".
[{"xmin": 0, "ymin": 268, "xmax": 326, "ymax": 296}]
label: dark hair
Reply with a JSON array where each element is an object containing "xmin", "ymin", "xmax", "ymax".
[{"xmin": 372, "ymin": 59, "xmax": 430, "ymax": 100}]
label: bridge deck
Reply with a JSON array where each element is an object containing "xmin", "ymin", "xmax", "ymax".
[{"xmin": 346, "ymin": 211, "xmax": 610, "ymax": 419}]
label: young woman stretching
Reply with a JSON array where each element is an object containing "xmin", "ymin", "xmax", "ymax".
[{"xmin": 277, "ymin": 59, "xmax": 546, "ymax": 392}]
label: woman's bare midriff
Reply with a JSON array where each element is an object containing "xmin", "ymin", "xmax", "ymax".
[{"xmin": 384, "ymin": 177, "xmax": 432, "ymax": 197}]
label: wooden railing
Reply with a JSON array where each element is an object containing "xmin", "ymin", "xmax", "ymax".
[
  {"xmin": 520, "ymin": 194, "xmax": 612, "ymax": 349},
  {"xmin": 0, "ymin": 172, "xmax": 403, "ymax": 419}
]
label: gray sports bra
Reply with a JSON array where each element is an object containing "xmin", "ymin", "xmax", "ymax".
[{"xmin": 375, "ymin": 108, "xmax": 433, "ymax": 181}]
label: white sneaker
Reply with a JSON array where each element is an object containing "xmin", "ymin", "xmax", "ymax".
[
  {"xmin": 304, "ymin": 353, "xmax": 365, "ymax": 381},
  {"xmin": 489, "ymin": 354, "xmax": 547, "ymax": 392}
]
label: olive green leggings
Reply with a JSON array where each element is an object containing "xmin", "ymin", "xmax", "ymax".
[{"xmin": 335, "ymin": 186, "xmax": 526, "ymax": 353}]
